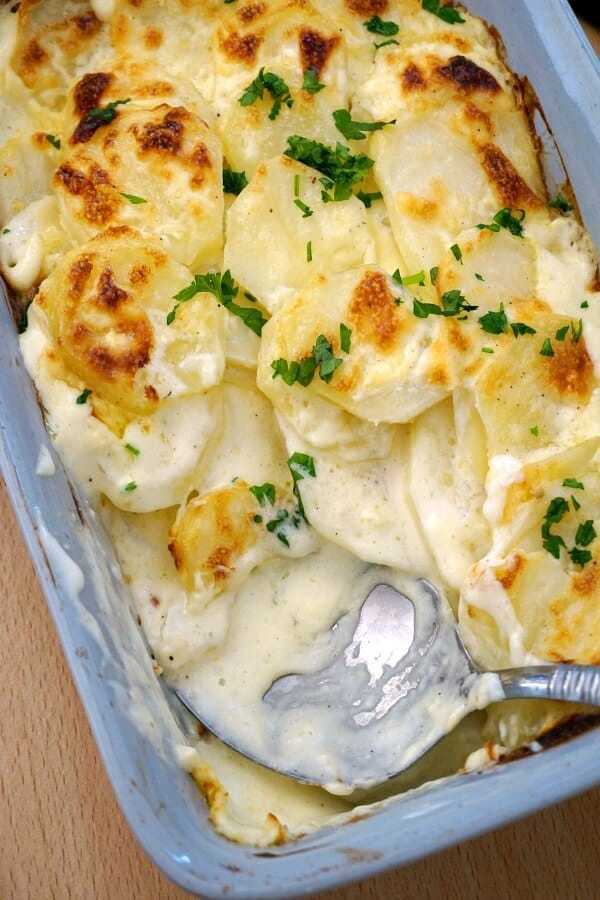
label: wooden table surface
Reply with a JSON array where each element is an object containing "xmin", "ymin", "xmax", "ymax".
[{"xmin": 3, "ymin": 19, "xmax": 600, "ymax": 900}]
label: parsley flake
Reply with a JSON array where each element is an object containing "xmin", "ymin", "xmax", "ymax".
[
  {"xmin": 17, "ymin": 299, "xmax": 33, "ymax": 334},
  {"xmin": 374, "ymin": 38, "xmax": 400, "ymax": 51},
  {"xmin": 540, "ymin": 338, "xmax": 554, "ymax": 357},
  {"xmin": 124, "ymin": 443, "xmax": 140, "ymax": 456},
  {"xmin": 294, "ymin": 198, "xmax": 313, "ymax": 218},
  {"xmin": 541, "ymin": 496, "xmax": 569, "ymax": 559},
  {"xmin": 450, "ymin": 243, "xmax": 462, "ymax": 263},
  {"xmin": 422, "ymin": 0, "xmax": 465, "ymax": 24},
  {"xmin": 555, "ymin": 325, "xmax": 570, "ymax": 341},
  {"xmin": 510, "ymin": 322, "xmax": 536, "ymax": 337},
  {"xmin": 481, "ymin": 347, "xmax": 494, "ymax": 354},
  {"xmin": 575, "ymin": 520, "xmax": 596, "ymax": 547},
  {"xmin": 272, "ymin": 334, "xmax": 343, "ymax": 387},
  {"xmin": 284, "ymin": 135, "xmax": 374, "ymax": 201},
  {"xmin": 239, "ymin": 68, "xmax": 293, "ymax": 120},
  {"xmin": 167, "ymin": 270, "xmax": 267, "ymax": 335},
  {"xmin": 363, "ymin": 15, "xmax": 399, "ymax": 35},
  {"xmin": 123, "ymin": 481, "xmax": 137, "ymax": 492},
  {"xmin": 568, "ymin": 547, "xmax": 593, "ymax": 567},
  {"xmin": 548, "ymin": 194, "xmax": 573, "ymax": 214},
  {"xmin": 249, "ymin": 483, "xmax": 276, "ymax": 507},
  {"xmin": 45, "ymin": 134, "xmax": 61, "ymax": 149},
  {"xmin": 393, "ymin": 269, "xmax": 425, "ymax": 287},
  {"xmin": 479, "ymin": 303, "xmax": 508, "ymax": 334},
  {"xmin": 530, "ymin": 426, "xmax": 539, "ymax": 436},
  {"xmin": 119, "ymin": 192, "xmax": 147, "ymax": 204},
  {"xmin": 413, "ymin": 289, "xmax": 477, "ymax": 319},
  {"xmin": 223, "ymin": 169, "xmax": 248, "ymax": 195},
  {"xmin": 76, "ymin": 389, "xmax": 92, "ymax": 405},
  {"xmin": 89, "ymin": 98, "xmax": 130, "ymax": 124},
  {"xmin": 563, "ymin": 478, "xmax": 584, "ymax": 490},
  {"xmin": 571, "ymin": 318, "xmax": 583, "ymax": 343},
  {"xmin": 2, "ymin": 228, "xmax": 10, "ymax": 235},
  {"xmin": 475, "ymin": 272, "xmax": 485, "ymax": 281},
  {"xmin": 333, "ymin": 109, "xmax": 396, "ymax": 141},
  {"xmin": 571, "ymin": 495, "xmax": 582, "ymax": 511},
  {"xmin": 302, "ymin": 68, "xmax": 326, "ymax": 94},
  {"xmin": 306, "ymin": 240, "xmax": 313, "ymax": 262},
  {"xmin": 340, "ymin": 323, "xmax": 352, "ymax": 353},
  {"xmin": 355, "ymin": 190, "xmax": 383, "ymax": 208},
  {"xmin": 477, "ymin": 208, "xmax": 526, "ymax": 237},
  {"xmin": 429, "ymin": 266, "xmax": 439, "ymax": 285},
  {"xmin": 287, "ymin": 452, "xmax": 315, "ymax": 522}
]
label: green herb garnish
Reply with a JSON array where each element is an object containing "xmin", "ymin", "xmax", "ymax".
[
  {"xmin": 223, "ymin": 169, "xmax": 248, "ymax": 195},
  {"xmin": 287, "ymin": 452, "xmax": 315, "ymax": 521},
  {"xmin": 450, "ymin": 243, "xmax": 462, "ymax": 263},
  {"xmin": 479, "ymin": 303, "xmax": 508, "ymax": 334},
  {"xmin": 294, "ymin": 198, "xmax": 313, "ymax": 218},
  {"xmin": 167, "ymin": 270, "xmax": 267, "ymax": 335},
  {"xmin": 119, "ymin": 192, "xmax": 147, "ymax": 204},
  {"xmin": 239, "ymin": 68, "xmax": 293, "ymax": 120},
  {"xmin": 302, "ymin": 68, "xmax": 326, "ymax": 94},
  {"xmin": 422, "ymin": 0, "xmax": 465, "ymax": 24},
  {"xmin": 76, "ymin": 389, "xmax": 92, "ymax": 404},
  {"xmin": 123, "ymin": 481, "xmax": 137, "ymax": 492},
  {"xmin": 563, "ymin": 478, "xmax": 584, "ymax": 490},
  {"xmin": 548, "ymin": 194, "xmax": 573, "ymax": 214},
  {"xmin": 540, "ymin": 338, "xmax": 554, "ymax": 357},
  {"xmin": 45, "ymin": 134, "xmax": 61, "ymax": 149},
  {"xmin": 306, "ymin": 240, "xmax": 312, "ymax": 262},
  {"xmin": 510, "ymin": 322, "xmax": 536, "ymax": 337},
  {"xmin": 373, "ymin": 38, "xmax": 400, "ymax": 51},
  {"xmin": 333, "ymin": 109, "xmax": 396, "ymax": 141},
  {"xmin": 340, "ymin": 323, "xmax": 352, "ymax": 353},
  {"xmin": 363, "ymin": 15, "xmax": 399, "ymax": 35},
  {"xmin": 393, "ymin": 269, "xmax": 425, "ymax": 287},
  {"xmin": 284, "ymin": 135, "xmax": 374, "ymax": 201},
  {"xmin": 249, "ymin": 483, "xmax": 276, "ymax": 507},
  {"xmin": 477, "ymin": 208, "xmax": 526, "ymax": 237},
  {"xmin": 89, "ymin": 98, "xmax": 130, "ymax": 124},
  {"xmin": 355, "ymin": 190, "xmax": 383, "ymax": 208},
  {"xmin": 124, "ymin": 443, "xmax": 140, "ymax": 456}
]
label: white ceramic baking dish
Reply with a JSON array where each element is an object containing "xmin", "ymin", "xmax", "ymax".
[{"xmin": 1, "ymin": 1, "xmax": 599, "ymax": 895}]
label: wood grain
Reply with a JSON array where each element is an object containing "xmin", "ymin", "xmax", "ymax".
[{"xmin": 2, "ymin": 19, "xmax": 600, "ymax": 900}]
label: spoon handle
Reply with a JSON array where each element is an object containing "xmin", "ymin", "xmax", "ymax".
[{"xmin": 498, "ymin": 665, "xmax": 600, "ymax": 706}]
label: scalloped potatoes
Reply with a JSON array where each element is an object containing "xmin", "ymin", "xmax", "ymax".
[{"xmin": 2, "ymin": 0, "xmax": 600, "ymax": 848}]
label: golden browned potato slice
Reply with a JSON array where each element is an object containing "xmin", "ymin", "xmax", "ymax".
[
  {"xmin": 10, "ymin": 0, "xmax": 110, "ymax": 107},
  {"xmin": 212, "ymin": 0, "xmax": 347, "ymax": 174},
  {"xmin": 54, "ymin": 77, "xmax": 223, "ymax": 268},
  {"xmin": 37, "ymin": 227, "xmax": 226, "ymax": 416},
  {"xmin": 224, "ymin": 156, "xmax": 375, "ymax": 315},
  {"xmin": 258, "ymin": 265, "xmax": 456, "ymax": 425},
  {"xmin": 460, "ymin": 439, "xmax": 600, "ymax": 669},
  {"xmin": 169, "ymin": 480, "xmax": 319, "ymax": 607}
]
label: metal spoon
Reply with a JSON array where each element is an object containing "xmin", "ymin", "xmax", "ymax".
[{"xmin": 175, "ymin": 580, "xmax": 600, "ymax": 793}]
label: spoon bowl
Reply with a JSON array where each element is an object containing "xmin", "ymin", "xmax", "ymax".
[{"xmin": 175, "ymin": 580, "xmax": 600, "ymax": 793}]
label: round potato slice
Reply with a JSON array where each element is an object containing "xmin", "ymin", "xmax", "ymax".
[
  {"xmin": 224, "ymin": 156, "xmax": 375, "ymax": 315},
  {"xmin": 258, "ymin": 265, "xmax": 455, "ymax": 425},
  {"xmin": 38, "ymin": 227, "xmax": 226, "ymax": 417},
  {"xmin": 54, "ymin": 92, "xmax": 223, "ymax": 269}
]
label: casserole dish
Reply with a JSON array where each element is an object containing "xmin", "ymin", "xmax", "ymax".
[{"xmin": 1, "ymin": 0, "xmax": 599, "ymax": 895}]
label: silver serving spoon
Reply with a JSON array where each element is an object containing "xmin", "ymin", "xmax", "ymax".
[{"xmin": 175, "ymin": 580, "xmax": 600, "ymax": 793}]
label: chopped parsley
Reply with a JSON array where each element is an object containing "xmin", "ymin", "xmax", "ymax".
[
  {"xmin": 422, "ymin": 0, "xmax": 465, "ymax": 24},
  {"xmin": 249, "ymin": 482, "xmax": 276, "ymax": 507},
  {"xmin": 571, "ymin": 495, "xmax": 582, "ymax": 511},
  {"xmin": 477, "ymin": 208, "xmax": 526, "ymax": 237},
  {"xmin": 239, "ymin": 68, "xmax": 293, "ymax": 120},
  {"xmin": 450, "ymin": 243, "xmax": 462, "ymax": 263},
  {"xmin": 555, "ymin": 325, "xmax": 570, "ymax": 341},
  {"xmin": 479, "ymin": 303, "xmax": 508, "ymax": 334},
  {"xmin": 363, "ymin": 15, "xmax": 399, "ymax": 35},
  {"xmin": 294, "ymin": 198, "xmax": 313, "ymax": 218},
  {"xmin": 302, "ymin": 68, "xmax": 326, "ymax": 94},
  {"xmin": 541, "ymin": 496, "xmax": 569, "ymax": 559},
  {"xmin": 123, "ymin": 481, "xmax": 137, "ymax": 492},
  {"xmin": 288, "ymin": 452, "xmax": 315, "ymax": 521},
  {"xmin": 581, "ymin": 300, "xmax": 589, "ymax": 309},
  {"xmin": 340, "ymin": 322, "xmax": 352, "ymax": 353},
  {"xmin": 45, "ymin": 134, "xmax": 61, "ymax": 149},
  {"xmin": 548, "ymin": 194, "xmax": 573, "ymax": 214},
  {"xmin": 284, "ymin": 135, "xmax": 374, "ymax": 201},
  {"xmin": 563, "ymin": 478, "xmax": 584, "ymax": 490},
  {"xmin": 373, "ymin": 38, "xmax": 400, "ymax": 51},
  {"xmin": 413, "ymin": 289, "xmax": 477, "ymax": 319},
  {"xmin": 355, "ymin": 190, "xmax": 383, "ymax": 208},
  {"xmin": 167, "ymin": 270, "xmax": 267, "ymax": 336},
  {"xmin": 475, "ymin": 273, "xmax": 485, "ymax": 281},
  {"xmin": 119, "ymin": 192, "xmax": 147, "ymax": 204},
  {"xmin": 571, "ymin": 318, "xmax": 583, "ymax": 343},
  {"xmin": 568, "ymin": 547, "xmax": 593, "ymax": 567},
  {"xmin": 429, "ymin": 266, "xmax": 439, "ymax": 285},
  {"xmin": 223, "ymin": 169, "xmax": 248, "ymax": 195},
  {"xmin": 306, "ymin": 240, "xmax": 313, "ymax": 262},
  {"xmin": 530, "ymin": 426, "xmax": 539, "ymax": 436},
  {"xmin": 393, "ymin": 269, "xmax": 425, "ymax": 287},
  {"xmin": 76, "ymin": 389, "xmax": 92, "ymax": 404},
  {"xmin": 510, "ymin": 322, "xmax": 536, "ymax": 337},
  {"xmin": 333, "ymin": 109, "xmax": 396, "ymax": 141},
  {"xmin": 575, "ymin": 519, "xmax": 596, "ymax": 547},
  {"xmin": 2, "ymin": 228, "xmax": 10, "ymax": 235},
  {"xmin": 17, "ymin": 299, "xmax": 33, "ymax": 334},
  {"xmin": 89, "ymin": 98, "xmax": 130, "ymax": 124},
  {"xmin": 271, "ymin": 332, "xmax": 350, "ymax": 387},
  {"xmin": 540, "ymin": 338, "xmax": 554, "ymax": 357},
  {"xmin": 124, "ymin": 443, "xmax": 140, "ymax": 456},
  {"xmin": 481, "ymin": 347, "xmax": 494, "ymax": 354}
]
